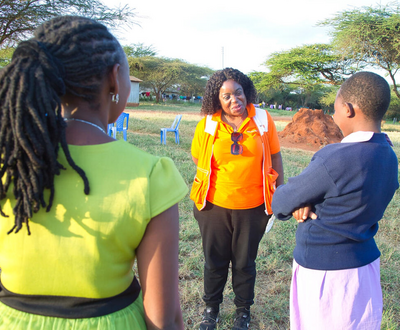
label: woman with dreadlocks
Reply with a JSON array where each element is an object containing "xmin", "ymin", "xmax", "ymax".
[{"xmin": 0, "ymin": 16, "xmax": 187, "ymax": 329}]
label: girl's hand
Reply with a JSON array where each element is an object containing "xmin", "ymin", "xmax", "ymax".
[{"xmin": 292, "ymin": 205, "xmax": 317, "ymax": 223}]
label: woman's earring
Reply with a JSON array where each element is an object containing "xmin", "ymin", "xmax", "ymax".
[{"xmin": 110, "ymin": 93, "xmax": 119, "ymax": 104}]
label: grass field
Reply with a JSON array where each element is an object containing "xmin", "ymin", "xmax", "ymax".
[{"xmin": 125, "ymin": 103, "xmax": 400, "ymax": 330}]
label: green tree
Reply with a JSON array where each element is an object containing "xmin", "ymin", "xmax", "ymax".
[
  {"xmin": 177, "ymin": 63, "xmax": 213, "ymax": 98},
  {"xmin": 250, "ymin": 43, "xmax": 357, "ymax": 111},
  {"xmin": 254, "ymin": 83, "xmax": 297, "ymax": 108},
  {"xmin": 293, "ymin": 84, "xmax": 334, "ymax": 110},
  {"xmin": 0, "ymin": 46, "xmax": 14, "ymax": 68},
  {"xmin": 321, "ymin": 4, "xmax": 400, "ymax": 99},
  {"xmin": 0, "ymin": 0, "xmax": 137, "ymax": 47},
  {"xmin": 128, "ymin": 56, "xmax": 212, "ymax": 103},
  {"xmin": 386, "ymin": 90, "xmax": 400, "ymax": 120},
  {"xmin": 257, "ymin": 44, "xmax": 357, "ymax": 89},
  {"xmin": 250, "ymin": 76, "xmax": 332, "ymax": 110},
  {"xmin": 123, "ymin": 43, "xmax": 157, "ymax": 58},
  {"xmin": 319, "ymin": 86, "xmax": 340, "ymax": 112}
]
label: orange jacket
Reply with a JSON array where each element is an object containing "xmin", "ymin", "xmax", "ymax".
[{"xmin": 190, "ymin": 106, "xmax": 279, "ymax": 214}]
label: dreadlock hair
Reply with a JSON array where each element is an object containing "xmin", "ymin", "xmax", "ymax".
[
  {"xmin": 338, "ymin": 71, "xmax": 391, "ymax": 121},
  {"xmin": 0, "ymin": 16, "xmax": 124, "ymax": 234},
  {"xmin": 201, "ymin": 67, "xmax": 257, "ymax": 115}
]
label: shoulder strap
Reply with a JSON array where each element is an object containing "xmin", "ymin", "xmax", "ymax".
[
  {"xmin": 205, "ymin": 115, "xmax": 218, "ymax": 135},
  {"xmin": 253, "ymin": 108, "xmax": 269, "ymax": 134}
]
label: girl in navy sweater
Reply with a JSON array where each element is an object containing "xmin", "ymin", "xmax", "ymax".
[{"xmin": 272, "ymin": 72, "xmax": 399, "ymax": 330}]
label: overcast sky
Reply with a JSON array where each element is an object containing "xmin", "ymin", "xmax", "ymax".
[{"xmin": 106, "ymin": 0, "xmax": 393, "ymax": 75}]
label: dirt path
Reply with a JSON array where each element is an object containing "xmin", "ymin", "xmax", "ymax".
[{"xmin": 278, "ymin": 139, "xmax": 320, "ymax": 152}]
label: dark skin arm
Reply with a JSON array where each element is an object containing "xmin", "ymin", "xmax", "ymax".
[
  {"xmin": 271, "ymin": 151, "xmax": 284, "ymax": 187},
  {"xmin": 136, "ymin": 204, "xmax": 184, "ymax": 330}
]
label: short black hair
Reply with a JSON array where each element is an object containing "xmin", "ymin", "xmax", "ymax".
[
  {"xmin": 201, "ymin": 68, "xmax": 257, "ymax": 115},
  {"xmin": 338, "ymin": 71, "xmax": 390, "ymax": 121}
]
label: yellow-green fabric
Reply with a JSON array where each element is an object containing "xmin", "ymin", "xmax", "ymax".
[
  {"xmin": 0, "ymin": 140, "xmax": 188, "ymax": 316},
  {"xmin": 0, "ymin": 292, "xmax": 146, "ymax": 330}
]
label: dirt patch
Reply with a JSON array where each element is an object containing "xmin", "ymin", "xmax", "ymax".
[
  {"xmin": 278, "ymin": 108, "xmax": 343, "ymax": 152},
  {"xmin": 272, "ymin": 116, "xmax": 293, "ymax": 122}
]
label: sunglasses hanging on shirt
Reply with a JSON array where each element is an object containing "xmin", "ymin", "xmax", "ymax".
[{"xmin": 231, "ymin": 132, "xmax": 243, "ymax": 155}]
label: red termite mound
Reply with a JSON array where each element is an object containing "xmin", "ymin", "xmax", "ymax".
[{"xmin": 278, "ymin": 108, "xmax": 343, "ymax": 150}]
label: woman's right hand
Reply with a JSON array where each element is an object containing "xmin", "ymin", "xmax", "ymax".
[{"xmin": 136, "ymin": 204, "xmax": 184, "ymax": 330}]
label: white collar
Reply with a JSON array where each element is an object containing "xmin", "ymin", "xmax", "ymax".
[
  {"xmin": 341, "ymin": 131, "xmax": 374, "ymax": 143},
  {"xmin": 341, "ymin": 131, "xmax": 393, "ymax": 146}
]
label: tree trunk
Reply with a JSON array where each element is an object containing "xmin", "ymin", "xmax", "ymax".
[
  {"xmin": 152, "ymin": 87, "xmax": 161, "ymax": 103},
  {"xmin": 388, "ymin": 70, "xmax": 400, "ymax": 100}
]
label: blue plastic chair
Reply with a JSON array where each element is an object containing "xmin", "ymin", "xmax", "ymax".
[
  {"xmin": 160, "ymin": 114, "xmax": 182, "ymax": 144},
  {"xmin": 107, "ymin": 123, "xmax": 114, "ymax": 137},
  {"xmin": 111, "ymin": 112, "xmax": 129, "ymax": 141}
]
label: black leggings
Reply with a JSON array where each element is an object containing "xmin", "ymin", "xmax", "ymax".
[{"xmin": 194, "ymin": 202, "xmax": 270, "ymax": 309}]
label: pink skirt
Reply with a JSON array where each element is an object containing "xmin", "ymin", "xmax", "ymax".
[{"xmin": 290, "ymin": 258, "xmax": 382, "ymax": 330}]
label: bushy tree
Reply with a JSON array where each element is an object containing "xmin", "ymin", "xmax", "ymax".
[
  {"xmin": 178, "ymin": 64, "xmax": 213, "ymax": 98},
  {"xmin": 0, "ymin": 46, "xmax": 14, "ymax": 68},
  {"xmin": 258, "ymin": 43, "xmax": 357, "ymax": 88},
  {"xmin": 123, "ymin": 43, "xmax": 157, "ymax": 58},
  {"xmin": 386, "ymin": 91, "xmax": 400, "ymax": 120},
  {"xmin": 319, "ymin": 86, "xmax": 340, "ymax": 113},
  {"xmin": 321, "ymin": 4, "xmax": 400, "ymax": 99},
  {"xmin": 128, "ymin": 56, "xmax": 213, "ymax": 103},
  {"xmin": 254, "ymin": 83, "xmax": 297, "ymax": 109},
  {"xmin": 250, "ymin": 43, "xmax": 357, "ymax": 111},
  {"xmin": 294, "ymin": 84, "xmax": 334, "ymax": 110},
  {"xmin": 0, "ymin": 0, "xmax": 137, "ymax": 47}
]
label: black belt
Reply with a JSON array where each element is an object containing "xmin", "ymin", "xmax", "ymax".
[{"xmin": 0, "ymin": 276, "xmax": 141, "ymax": 318}]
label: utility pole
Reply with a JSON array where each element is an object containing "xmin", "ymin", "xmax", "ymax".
[{"xmin": 222, "ymin": 46, "xmax": 224, "ymax": 69}]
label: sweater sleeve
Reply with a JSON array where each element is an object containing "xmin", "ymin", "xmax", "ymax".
[{"xmin": 271, "ymin": 155, "xmax": 338, "ymax": 220}]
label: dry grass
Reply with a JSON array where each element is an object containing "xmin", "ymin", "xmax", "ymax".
[{"xmin": 125, "ymin": 106, "xmax": 400, "ymax": 330}]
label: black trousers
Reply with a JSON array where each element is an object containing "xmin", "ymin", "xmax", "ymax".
[{"xmin": 194, "ymin": 202, "xmax": 270, "ymax": 309}]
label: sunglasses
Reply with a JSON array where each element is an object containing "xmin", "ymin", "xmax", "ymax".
[{"xmin": 231, "ymin": 132, "xmax": 243, "ymax": 155}]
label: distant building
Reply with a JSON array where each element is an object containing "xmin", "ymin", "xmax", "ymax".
[{"xmin": 126, "ymin": 76, "xmax": 142, "ymax": 107}]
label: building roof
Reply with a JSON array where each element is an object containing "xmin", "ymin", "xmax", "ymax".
[{"xmin": 130, "ymin": 76, "xmax": 142, "ymax": 82}]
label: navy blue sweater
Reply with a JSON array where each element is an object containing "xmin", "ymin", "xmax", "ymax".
[{"xmin": 271, "ymin": 133, "xmax": 399, "ymax": 270}]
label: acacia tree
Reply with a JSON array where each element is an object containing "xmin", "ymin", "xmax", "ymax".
[
  {"xmin": 0, "ymin": 0, "xmax": 137, "ymax": 47},
  {"xmin": 249, "ymin": 43, "xmax": 358, "ymax": 110},
  {"xmin": 0, "ymin": 46, "xmax": 14, "ymax": 67},
  {"xmin": 321, "ymin": 4, "xmax": 400, "ymax": 99},
  {"xmin": 123, "ymin": 43, "xmax": 157, "ymax": 58},
  {"xmin": 128, "ymin": 56, "xmax": 212, "ymax": 103},
  {"xmin": 319, "ymin": 86, "xmax": 340, "ymax": 110},
  {"xmin": 178, "ymin": 63, "xmax": 213, "ymax": 98},
  {"xmin": 256, "ymin": 43, "xmax": 357, "ymax": 88},
  {"xmin": 128, "ymin": 57, "xmax": 181, "ymax": 103}
]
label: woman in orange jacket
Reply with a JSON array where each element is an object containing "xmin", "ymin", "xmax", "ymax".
[{"xmin": 191, "ymin": 68, "xmax": 284, "ymax": 330}]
